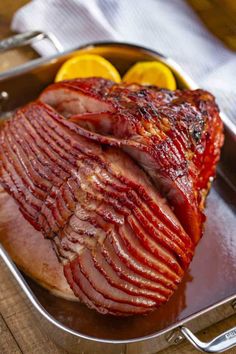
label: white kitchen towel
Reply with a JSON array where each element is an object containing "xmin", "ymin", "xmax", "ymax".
[{"xmin": 11, "ymin": 0, "xmax": 236, "ymax": 123}]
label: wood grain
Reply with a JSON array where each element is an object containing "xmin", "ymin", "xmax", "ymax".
[
  {"xmin": 0, "ymin": 259, "xmax": 66, "ymax": 354},
  {"xmin": 0, "ymin": 314, "xmax": 22, "ymax": 354},
  {"xmin": 0, "ymin": 1, "xmax": 235, "ymax": 353}
]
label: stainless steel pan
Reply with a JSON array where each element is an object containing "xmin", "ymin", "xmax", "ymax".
[{"xmin": 0, "ymin": 31, "xmax": 235, "ymax": 354}]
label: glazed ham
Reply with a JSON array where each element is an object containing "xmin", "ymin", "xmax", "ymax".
[
  {"xmin": 0, "ymin": 78, "xmax": 223, "ymax": 315},
  {"xmin": 41, "ymin": 78, "xmax": 224, "ymax": 243}
]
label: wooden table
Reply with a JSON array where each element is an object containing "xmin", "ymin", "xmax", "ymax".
[{"xmin": 0, "ymin": 1, "xmax": 235, "ymax": 353}]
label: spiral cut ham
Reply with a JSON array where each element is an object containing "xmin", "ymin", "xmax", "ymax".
[
  {"xmin": 0, "ymin": 78, "xmax": 224, "ymax": 315},
  {"xmin": 41, "ymin": 78, "xmax": 224, "ymax": 243}
]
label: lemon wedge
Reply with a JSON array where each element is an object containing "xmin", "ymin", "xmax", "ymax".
[
  {"xmin": 55, "ymin": 54, "xmax": 121, "ymax": 82},
  {"xmin": 123, "ymin": 61, "xmax": 176, "ymax": 90}
]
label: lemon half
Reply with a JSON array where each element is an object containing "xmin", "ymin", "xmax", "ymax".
[
  {"xmin": 55, "ymin": 54, "xmax": 121, "ymax": 83},
  {"xmin": 123, "ymin": 61, "xmax": 176, "ymax": 90}
]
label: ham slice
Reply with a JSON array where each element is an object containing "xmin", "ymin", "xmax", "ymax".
[{"xmin": 0, "ymin": 187, "xmax": 76, "ymax": 301}]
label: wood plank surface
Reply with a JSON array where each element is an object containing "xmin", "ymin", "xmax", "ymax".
[
  {"xmin": 0, "ymin": 314, "xmax": 22, "ymax": 354},
  {"xmin": 0, "ymin": 1, "xmax": 236, "ymax": 354},
  {"xmin": 0, "ymin": 259, "xmax": 66, "ymax": 354}
]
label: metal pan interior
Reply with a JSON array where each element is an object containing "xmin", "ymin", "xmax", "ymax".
[{"xmin": 0, "ymin": 43, "xmax": 235, "ymax": 342}]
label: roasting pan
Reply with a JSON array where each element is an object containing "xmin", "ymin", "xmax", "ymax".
[{"xmin": 0, "ymin": 32, "xmax": 235, "ymax": 354}]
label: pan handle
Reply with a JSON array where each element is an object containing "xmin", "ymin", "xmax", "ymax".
[
  {"xmin": 180, "ymin": 324, "xmax": 236, "ymax": 353},
  {"xmin": 0, "ymin": 30, "xmax": 63, "ymax": 53}
]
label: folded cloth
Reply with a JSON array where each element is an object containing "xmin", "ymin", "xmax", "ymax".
[{"xmin": 11, "ymin": 0, "xmax": 236, "ymax": 124}]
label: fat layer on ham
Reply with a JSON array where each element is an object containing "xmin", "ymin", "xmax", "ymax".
[{"xmin": 0, "ymin": 78, "xmax": 224, "ymax": 315}]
